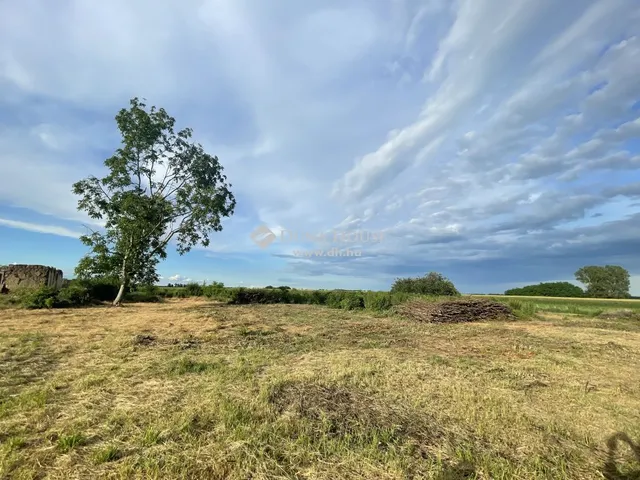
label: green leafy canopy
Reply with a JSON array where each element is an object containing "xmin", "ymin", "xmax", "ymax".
[
  {"xmin": 574, "ymin": 265, "xmax": 630, "ymax": 299},
  {"xmin": 72, "ymin": 97, "xmax": 235, "ymax": 300}
]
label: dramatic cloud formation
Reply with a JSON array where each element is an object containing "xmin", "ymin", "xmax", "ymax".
[{"xmin": 1, "ymin": 0, "xmax": 639, "ymax": 293}]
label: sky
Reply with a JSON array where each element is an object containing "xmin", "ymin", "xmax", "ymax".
[{"xmin": 1, "ymin": 0, "xmax": 640, "ymax": 294}]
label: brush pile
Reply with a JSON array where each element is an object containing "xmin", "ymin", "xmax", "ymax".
[{"xmin": 397, "ymin": 298, "xmax": 515, "ymax": 323}]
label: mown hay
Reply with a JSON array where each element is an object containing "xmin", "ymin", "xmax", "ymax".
[
  {"xmin": 267, "ymin": 380, "xmax": 443, "ymax": 445},
  {"xmin": 267, "ymin": 380, "xmax": 481, "ymax": 476},
  {"xmin": 131, "ymin": 334, "xmax": 156, "ymax": 346},
  {"xmin": 598, "ymin": 309, "xmax": 639, "ymax": 320},
  {"xmin": 397, "ymin": 298, "xmax": 516, "ymax": 323}
]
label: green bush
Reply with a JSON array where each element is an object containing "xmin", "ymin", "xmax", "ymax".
[
  {"xmin": 308, "ymin": 290, "xmax": 329, "ymax": 305},
  {"xmin": 505, "ymin": 282, "xmax": 584, "ymax": 297},
  {"xmin": 140, "ymin": 284, "xmax": 159, "ymax": 295},
  {"xmin": 127, "ymin": 291, "xmax": 163, "ymax": 303},
  {"xmin": 21, "ymin": 287, "xmax": 58, "ymax": 309},
  {"xmin": 228, "ymin": 287, "xmax": 290, "ymax": 304},
  {"xmin": 54, "ymin": 285, "xmax": 93, "ymax": 307},
  {"xmin": 324, "ymin": 290, "xmax": 347, "ymax": 308},
  {"xmin": 285, "ymin": 289, "xmax": 307, "ymax": 304},
  {"xmin": 340, "ymin": 294, "xmax": 365, "ymax": 310},
  {"xmin": 202, "ymin": 282, "xmax": 226, "ymax": 300},
  {"xmin": 72, "ymin": 278, "xmax": 120, "ymax": 301},
  {"xmin": 391, "ymin": 272, "xmax": 460, "ymax": 296},
  {"xmin": 389, "ymin": 292, "xmax": 413, "ymax": 305},
  {"xmin": 18, "ymin": 285, "xmax": 93, "ymax": 309},
  {"xmin": 157, "ymin": 288, "xmax": 174, "ymax": 298},
  {"xmin": 363, "ymin": 292, "xmax": 393, "ymax": 311},
  {"xmin": 184, "ymin": 282, "xmax": 204, "ymax": 296}
]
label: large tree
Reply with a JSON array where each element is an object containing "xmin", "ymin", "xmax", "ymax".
[
  {"xmin": 73, "ymin": 98, "xmax": 236, "ymax": 305},
  {"xmin": 574, "ymin": 265, "xmax": 630, "ymax": 299}
]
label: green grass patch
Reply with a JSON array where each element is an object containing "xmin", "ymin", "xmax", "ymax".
[
  {"xmin": 93, "ymin": 444, "xmax": 122, "ymax": 464},
  {"xmin": 57, "ymin": 432, "xmax": 85, "ymax": 453}
]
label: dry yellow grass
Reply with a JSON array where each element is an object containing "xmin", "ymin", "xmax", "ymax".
[{"xmin": 1, "ymin": 299, "xmax": 639, "ymax": 479}]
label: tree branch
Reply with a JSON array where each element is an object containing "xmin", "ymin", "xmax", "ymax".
[{"xmin": 148, "ymin": 212, "xmax": 195, "ymax": 256}]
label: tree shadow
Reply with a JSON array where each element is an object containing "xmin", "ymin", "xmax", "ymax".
[{"xmin": 603, "ymin": 432, "xmax": 640, "ymax": 480}]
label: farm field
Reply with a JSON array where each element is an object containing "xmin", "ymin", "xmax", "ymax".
[
  {"xmin": 1, "ymin": 299, "xmax": 639, "ymax": 479},
  {"xmin": 472, "ymin": 294, "xmax": 640, "ymax": 304},
  {"xmin": 472, "ymin": 295, "xmax": 640, "ymax": 318}
]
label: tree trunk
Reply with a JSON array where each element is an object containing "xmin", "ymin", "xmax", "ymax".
[
  {"xmin": 113, "ymin": 248, "xmax": 130, "ymax": 306},
  {"xmin": 113, "ymin": 283, "xmax": 126, "ymax": 306}
]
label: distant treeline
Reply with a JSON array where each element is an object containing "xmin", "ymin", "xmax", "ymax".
[{"xmin": 505, "ymin": 282, "xmax": 584, "ymax": 297}]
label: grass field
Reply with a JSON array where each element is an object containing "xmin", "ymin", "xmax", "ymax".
[
  {"xmin": 1, "ymin": 299, "xmax": 639, "ymax": 479},
  {"xmin": 474, "ymin": 295, "xmax": 640, "ymax": 319}
]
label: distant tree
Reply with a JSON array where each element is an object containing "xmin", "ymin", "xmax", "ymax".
[
  {"xmin": 505, "ymin": 282, "xmax": 584, "ymax": 297},
  {"xmin": 391, "ymin": 272, "xmax": 460, "ymax": 296},
  {"xmin": 574, "ymin": 265, "xmax": 630, "ymax": 299},
  {"xmin": 73, "ymin": 97, "xmax": 236, "ymax": 305},
  {"xmin": 265, "ymin": 285, "xmax": 274, "ymax": 289}
]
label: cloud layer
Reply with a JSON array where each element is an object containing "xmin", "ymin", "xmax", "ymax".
[{"xmin": 1, "ymin": 0, "xmax": 639, "ymax": 293}]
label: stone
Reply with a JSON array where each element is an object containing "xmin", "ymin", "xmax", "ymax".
[{"xmin": 0, "ymin": 264, "xmax": 64, "ymax": 292}]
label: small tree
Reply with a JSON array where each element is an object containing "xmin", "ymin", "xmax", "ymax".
[
  {"xmin": 575, "ymin": 265, "xmax": 630, "ymax": 299},
  {"xmin": 391, "ymin": 272, "xmax": 460, "ymax": 296},
  {"xmin": 73, "ymin": 98, "xmax": 235, "ymax": 305}
]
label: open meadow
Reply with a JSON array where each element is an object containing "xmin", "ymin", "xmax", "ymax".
[{"xmin": 1, "ymin": 298, "xmax": 640, "ymax": 479}]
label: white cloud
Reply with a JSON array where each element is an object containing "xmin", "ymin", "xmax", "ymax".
[
  {"xmin": 168, "ymin": 274, "xmax": 192, "ymax": 283},
  {"xmin": 0, "ymin": 218, "xmax": 82, "ymax": 238}
]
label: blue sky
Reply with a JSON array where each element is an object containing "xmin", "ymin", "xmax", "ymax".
[{"xmin": 1, "ymin": 0, "xmax": 640, "ymax": 294}]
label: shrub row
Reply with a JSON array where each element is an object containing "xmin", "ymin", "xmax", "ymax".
[
  {"xmin": 3, "ymin": 278, "xmax": 155, "ymax": 309},
  {"xmin": 504, "ymin": 282, "xmax": 584, "ymax": 297},
  {"xmin": 4, "ymin": 272, "xmax": 460, "ymax": 312},
  {"xmin": 9, "ymin": 284, "xmax": 96, "ymax": 309},
  {"xmin": 156, "ymin": 282, "xmax": 228, "ymax": 300},
  {"xmin": 225, "ymin": 287, "xmax": 416, "ymax": 312}
]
